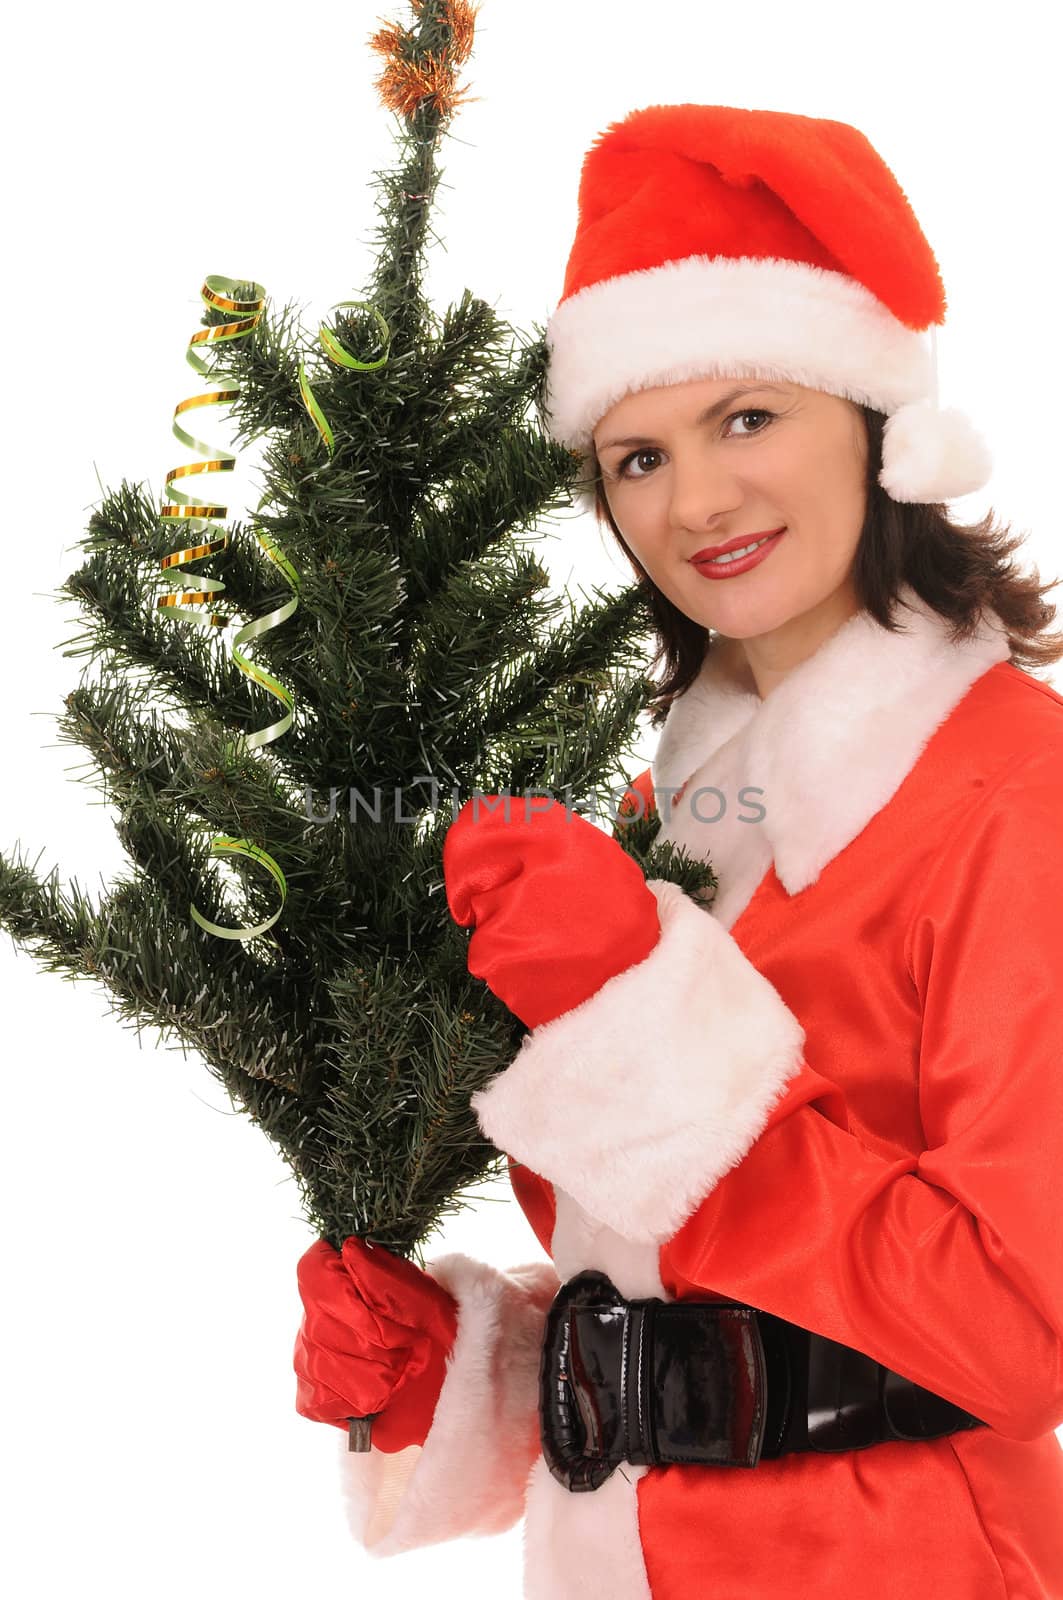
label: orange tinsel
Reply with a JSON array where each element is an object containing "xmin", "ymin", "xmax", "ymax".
[
  {"xmin": 369, "ymin": 1, "xmax": 481, "ymax": 119},
  {"xmin": 443, "ymin": 0, "xmax": 479, "ymax": 65}
]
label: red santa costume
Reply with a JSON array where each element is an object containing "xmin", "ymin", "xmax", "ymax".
[{"xmin": 332, "ymin": 105, "xmax": 1063, "ymax": 1597}]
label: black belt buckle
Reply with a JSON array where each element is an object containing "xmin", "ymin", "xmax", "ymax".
[{"xmin": 539, "ymin": 1269, "xmax": 772, "ymax": 1492}]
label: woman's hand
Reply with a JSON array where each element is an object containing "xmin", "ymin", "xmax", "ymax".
[
  {"xmin": 442, "ymin": 795, "xmax": 660, "ymax": 1027},
  {"xmin": 293, "ymin": 1235, "xmax": 459, "ymax": 1453}
]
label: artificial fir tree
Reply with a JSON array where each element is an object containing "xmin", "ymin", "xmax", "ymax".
[{"xmin": 0, "ymin": 0, "xmax": 714, "ymax": 1276}]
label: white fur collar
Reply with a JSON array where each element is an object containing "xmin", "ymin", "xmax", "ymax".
[{"xmin": 651, "ymin": 583, "xmax": 1011, "ymax": 909}]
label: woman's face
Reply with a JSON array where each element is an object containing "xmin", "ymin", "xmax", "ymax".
[{"xmin": 593, "ymin": 375, "xmax": 869, "ymax": 680}]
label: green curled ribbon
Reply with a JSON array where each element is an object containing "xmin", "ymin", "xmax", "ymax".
[
  {"xmin": 189, "ymin": 835, "xmax": 289, "ymax": 942},
  {"xmin": 227, "ymin": 524, "xmax": 301, "ymax": 755},
  {"xmin": 187, "ymin": 514, "xmax": 302, "ymax": 942},
  {"xmin": 157, "ymin": 275, "xmax": 301, "ymax": 944},
  {"xmin": 297, "ymin": 301, "xmax": 391, "ymax": 454}
]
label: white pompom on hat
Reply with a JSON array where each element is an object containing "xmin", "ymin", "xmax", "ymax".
[{"xmin": 541, "ymin": 104, "xmax": 991, "ymax": 506}]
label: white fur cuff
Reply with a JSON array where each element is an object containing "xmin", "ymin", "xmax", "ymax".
[
  {"xmin": 471, "ymin": 879, "xmax": 807, "ymax": 1243},
  {"xmin": 338, "ymin": 1253, "xmax": 560, "ymax": 1557}
]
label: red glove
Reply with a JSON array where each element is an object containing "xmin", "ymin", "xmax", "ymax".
[
  {"xmin": 293, "ymin": 1235, "xmax": 459, "ymax": 1453},
  {"xmin": 442, "ymin": 796, "xmax": 660, "ymax": 1028}
]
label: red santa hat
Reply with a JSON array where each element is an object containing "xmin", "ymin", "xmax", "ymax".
[{"xmin": 542, "ymin": 103, "xmax": 991, "ymax": 506}]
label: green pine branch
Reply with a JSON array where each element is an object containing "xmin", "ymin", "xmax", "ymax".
[{"xmin": 0, "ymin": 0, "xmax": 717, "ymax": 1265}]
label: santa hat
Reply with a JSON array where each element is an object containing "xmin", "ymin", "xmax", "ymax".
[{"xmin": 542, "ymin": 104, "xmax": 991, "ymax": 506}]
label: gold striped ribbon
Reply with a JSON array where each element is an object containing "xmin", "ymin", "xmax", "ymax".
[
  {"xmin": 157, "ymin": 275, "xmax": 300, "ymax": 942},
  {"xmin": 156, "ymin": 287, "xmax": 393, "ymax": 940}
]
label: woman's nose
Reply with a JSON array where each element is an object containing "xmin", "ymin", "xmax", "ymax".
[{"xmin": 667, "ymin": 456, "xmax": 743, "ymax": 530}]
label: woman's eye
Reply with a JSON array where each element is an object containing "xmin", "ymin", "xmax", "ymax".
[
  {"xmin": 613, "ymin": 410, "xmax": 773, "ymax": 480},
  {"xmin": 615, "ymin": 448, "xmax": 663, "ymax": 480},
  {"xmin": 727, "ymin": 407, "xmax": 773, "ymax": 438}
]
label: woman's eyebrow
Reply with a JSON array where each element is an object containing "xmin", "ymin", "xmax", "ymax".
[{"xmin": 596, "ymin": 384, "xmax": 788, "ymax": 452}]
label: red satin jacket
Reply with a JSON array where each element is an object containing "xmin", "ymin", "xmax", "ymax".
[{"xmin": 506, "ymin": 659, "xmax": 1063, "ymax": 1598}]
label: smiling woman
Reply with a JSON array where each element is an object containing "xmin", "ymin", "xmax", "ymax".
[
  {"xmin": 589, "ymin": 377, "xmax": 1063, "ymax": 712},
  {"xmin": 591, "ymin": 376, "xmax": 871, "ymax": 701},
  {"xmin": 372, "ymin": 98, "xmax": 1063, "ymax": 1600}
]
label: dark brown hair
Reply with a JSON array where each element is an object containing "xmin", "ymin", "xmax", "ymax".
[{"xmin": 591, "ymin": 402, "xmax": 1063, "ymax": 723}]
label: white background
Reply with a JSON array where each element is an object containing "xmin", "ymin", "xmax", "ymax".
[{"xmin": 2, "ymin": 1, "xmax": 1060, "ymax": 1594}]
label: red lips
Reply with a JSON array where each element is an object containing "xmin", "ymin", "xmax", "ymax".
[{"xmin": 689, "ymin": 526, "xmax": 786, "ymax": 562}]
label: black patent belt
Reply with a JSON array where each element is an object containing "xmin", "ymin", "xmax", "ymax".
[{"xmin": 539, "ymin": 1270, "xmax": 988, "ymax": 1492}]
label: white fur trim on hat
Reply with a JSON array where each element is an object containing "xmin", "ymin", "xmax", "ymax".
[
  {"xmin": 543, "ymin": 255, "xmax": 932, "ymax": 452},
  {"xmin": 470, "ymin": 878, "xmax": 807, "ymax": 1244},
  {"xmin": 544, "ymin": 254, "xmax": 992, "ymax": 505}
]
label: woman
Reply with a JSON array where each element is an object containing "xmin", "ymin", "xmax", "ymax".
[{"xmin": 293, "ymin": 103, "xmax": 1063, "ymax": 1597}]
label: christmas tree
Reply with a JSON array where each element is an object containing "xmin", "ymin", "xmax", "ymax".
[{"xmin": 0, "ymin": 0, "xmax": 713, "ymax": 1271}]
